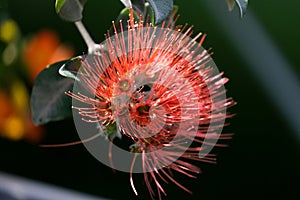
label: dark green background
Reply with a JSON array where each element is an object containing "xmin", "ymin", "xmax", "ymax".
[{"xmin": 0, "ymin": 0, "xmax": 299, "ymax": 199}]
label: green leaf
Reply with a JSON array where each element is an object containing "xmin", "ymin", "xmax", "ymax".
[
  {"xmin": 119, "ymin": 0, "xmax": 153, "ymax": 15},
  {"xmin": 109, "ymin": 5, "xmax": 148, "ymax": 35},
  {"xmin": 156, "ymin": 5, "xmax": 178, "ymax": 27},
  {"xmin": 226, "ymin": 0, "xmax": 248, "ymax": 17},
  {"xmin": 99, "ymin": 122, "xmax": 122, "ymax": 141},
  {"xmin": 147, "ymin": 0, "xmax": 173, "ymax": 24},
  {"xmin": 59, "ymin": 56, "xmax": 83, "ymax": 80},
  {"xmin": 131, "ymin": 0, "xmax": 146, "ymax": 16},
  {"xmin": 120, "ymin": 0, "xmax": 173, "ymax": 25},
  {"xmin": 55, "ymin": 0, "xmax": 87, "ymax": 22},
  {"xmin": 55, "ymin": 0, "xmax": 67, "ymax": 13},
  {"xmin": 118, "ymin": 0, "xmax": 147, "ymax": 20},
  {"xmin": 31, "ymin": 60, "xmax": 74, "ymax": 125},
  {"xmin": 109, "ymin": 8, "xmax": 130, "ymax": 35},
  {"xmin": 120, "ymin": 0, "xmax": 132, "ymax": 8},
  {"xmin": 235, "ymin": 0, "xmax": 248, "ymax": 16}
]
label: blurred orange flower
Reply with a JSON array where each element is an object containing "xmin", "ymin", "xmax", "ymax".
[
  {"xmin": 0, "ymin": 90, "xmax": 26, "ymax": 141},
  {"xmin": 0, "ymin": 83, "xmax": 43, "ymax": 143},
  {"xmin": 22, "ymin": 29, "xmax": 74, "ymax": 82}
]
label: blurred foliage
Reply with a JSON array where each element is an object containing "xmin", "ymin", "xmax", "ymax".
[{"xmin": 0, "ymin": 15, "xmax": 75, "ymax": 143}]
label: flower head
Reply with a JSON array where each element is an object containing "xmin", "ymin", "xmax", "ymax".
[{"xmin": 69, "ymin": 9, "xmax": 235, "ymax": 199}]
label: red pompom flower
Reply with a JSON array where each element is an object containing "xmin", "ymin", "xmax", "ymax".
[{"xmin": 68, "ymin": 10, "xmax": 235, "ymax": 200}]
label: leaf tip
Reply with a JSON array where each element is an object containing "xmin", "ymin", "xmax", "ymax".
[
  {"xmin": 235, "ymin": 0, "xmax": 248, "ymax": 17},
  {"xmin": 55, "ymin": 0, "xmax": 67, "ymax": 14},
  {"xmin": 226, "ymin": 0, "xmax": 248, "ymax": 17}
]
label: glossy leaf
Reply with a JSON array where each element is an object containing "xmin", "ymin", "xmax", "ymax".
[
  {"xmin": 235, "ymin": 0, "xmax": 248, "ymax": 16},
  {"xmin": 59, "ymin": 56, "xmax": 83, "ymax": 80},
  {"xmin": 109, "ymin": 8, "xmax": 131, "ymax": 35},
  {"xmin": 55, "ymin": 0, "xmax": 87, "ymax": 22},
  {"xmin": 156, "ymin": 5, "xmax": 178, "ymax": 27},
  {"xmin": 120, "ymin": 0, "xmax": 132, "ymax": 8},
  {"xmin": 99, "ymin": 122, "xmax": 122, "ymax": 141},
  {"xmin": 131, "ymin": 0, "xmax": 146, "ymax": 16},
  {"xmin": 120, "ymin": 0, "xmax": 173, "ymax": 25},
  {"xmin": 31, "ymin": 60, "xmax": 74, "ymax": 125},
  {"xmin": 109, "ymin": 4, "xmax": 152, "ymax": 35},
  {"xmin": 147, "ymin": 0, "xmax": 173, "ymax": 24},
  {"xmin": 55, "ymin": 0, "xmax": 67, "ymax": 13},
  {"xmin": 226, "ymin": 0, "xmax": 248, "ymax": 17},
  {"xmin": 119, "ymin": 0, "xmax": 147, "ymax": 20}
]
